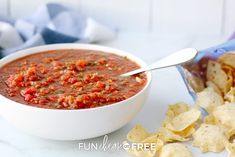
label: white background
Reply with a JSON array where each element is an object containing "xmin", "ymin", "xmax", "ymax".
[{"xmin": 0, "ymin": 0, "xmax": 235, "ymax": 37}]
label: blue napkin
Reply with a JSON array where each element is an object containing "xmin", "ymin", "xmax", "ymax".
[{"xmin": 0, "ymin": 3, "xmax": 115, "ymax": 57}]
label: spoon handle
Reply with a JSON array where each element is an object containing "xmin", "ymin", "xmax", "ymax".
[{"xmin": 121, "ymin": 48, "xmax": 197, "ymax": 77}]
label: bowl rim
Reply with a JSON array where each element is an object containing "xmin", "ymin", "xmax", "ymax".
[{"xmin": 0, "ymin": 43, "xmax": 152, "ymax": 112}]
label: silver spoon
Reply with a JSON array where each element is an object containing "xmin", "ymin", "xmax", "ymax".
[{"xmin": 121, "ymin": 48, "xmax": 197, "ymax": 77}]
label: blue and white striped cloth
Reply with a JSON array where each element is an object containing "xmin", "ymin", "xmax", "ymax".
[{"xmin": 0, "ymin": 3, "xmax": 115, "ymax": 58}]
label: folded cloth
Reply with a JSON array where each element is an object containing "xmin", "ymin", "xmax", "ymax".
[{"xmin": 0, "ymin": 3, "xmax": 116, "ymax": 57}]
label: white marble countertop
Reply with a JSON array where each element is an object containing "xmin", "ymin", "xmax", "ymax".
[{"xmin": 0, "ymin": 32, "xmax": 228, "ymax": 157}]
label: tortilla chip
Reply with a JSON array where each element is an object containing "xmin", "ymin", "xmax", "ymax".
[
  {"xmin": 206, "ymin": 81, "xmax": 222, "ymax": 95},
  {"xmin": 155, "ymin": 127, "xmax": 188, "ymax": 143},
  {"xmin": 142, "ymin": 135, "xmax": 164, "ymax": 150},
  {"xmin": 222, "ymin": 64, "xmax": 234, "ymax": 75},
  {"xmin": 223, "ymin": 64, "xmax": 234, "ymax": 94},
  {"xmin": 127, "ymin": 124, "xmax": 149, "ymax": 143},
  {"xmin": 192, "ymin": 124, "xmax": 228, "ymax": 153},
  {"xmin": 125, "ymin": 140, "xmax": 158, "ymax": 157},
  {"xmin": 186, "ymin": 73, "xmax": 205, "ymax": 93},
  {"xmin": 195, "ymin": 87, "xmax": 224, "ymax": 113},
  {"xmin": 219, "ymin": 53, "xmax": 235, "ymax": 69},
  {"xmin": 126, "ymin": 135, "xmax": 164, "ymax": 157},
  {"xmin": 174, "ymin": 124, "xmax": 196, "ymax": 138},
  {"xmin": 166, "ymin": 109, "xmax": 201, "ymax": 132},
  {"xmin": 128, "ymin": 148, "xmax": 158, "ymax": 157},
  {"xmin": 226, "ymin": 143, "xmax": 235, "ymax": 157},
  {"xmin": 213, "ymin": 103, "xmax": 235, "ymax": 130},
  {"xmin": 225, "ymin": 87, "xmax": 235, "ymax": 103},
  {"xmin": 223, "ymin": 128, "xmax": 235, "ymax": 142},
  {"xmin": 166, "ymin": 102, "xmax": 190, "ymax": 119},
  {"xmin": 159, "ymin": 143, "xmax": 192, "ymax": 157},
  {"xmin": 206, "ymin": 60, "xmax": 230, "ymax": 93},
  {"xmin": 204, "ymin": 114, "xmax": 216, "ymax": 125}
]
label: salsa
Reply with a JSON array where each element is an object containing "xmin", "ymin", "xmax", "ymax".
[{"xmin": 0, "ymin": 49, "xmax": 147, "ymax": 109}]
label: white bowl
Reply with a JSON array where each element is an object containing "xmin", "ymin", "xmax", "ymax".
[{"xmin": 0, "ymin": 44, "xmax": 151, "ymax": 140}]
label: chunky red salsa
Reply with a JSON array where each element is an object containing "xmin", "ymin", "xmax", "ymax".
[{"xmin": 0, "ymin": 49, "xmax": 147, "ymax": 109}]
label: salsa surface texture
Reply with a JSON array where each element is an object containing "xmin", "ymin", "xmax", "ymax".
[{"xmin": 0, "ymin": 49, "xmax": 147, "ymax": 109}]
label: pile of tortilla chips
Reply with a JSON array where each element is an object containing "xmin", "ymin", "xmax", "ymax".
[{"xmin": 125, "ymin": 53, "xmax": 235, "ymax": 157}]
